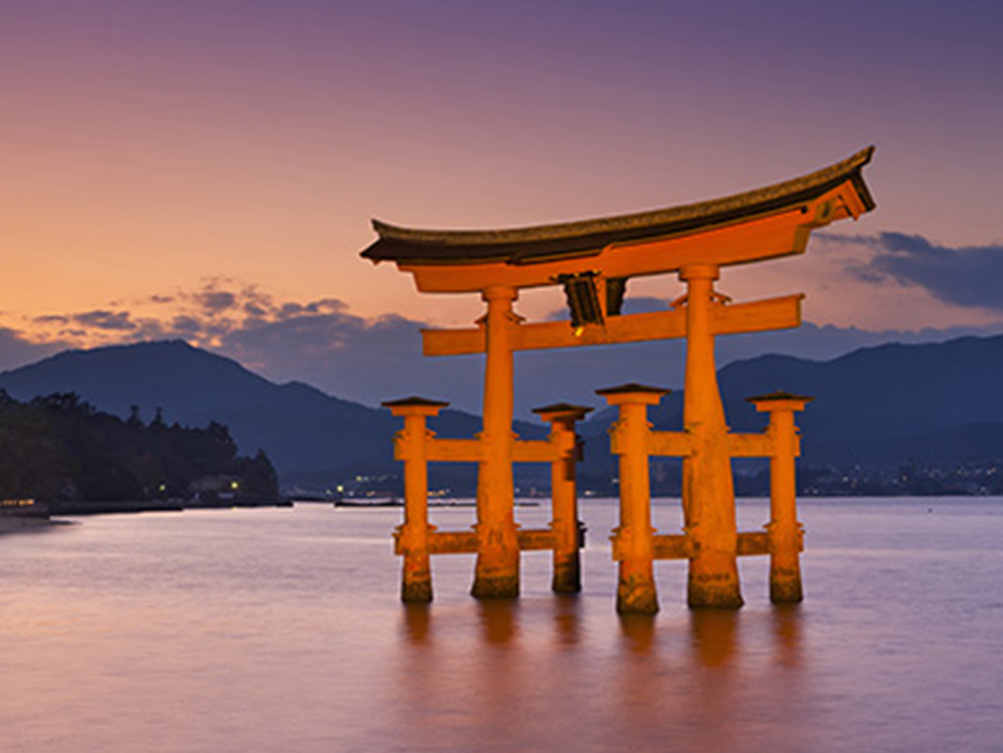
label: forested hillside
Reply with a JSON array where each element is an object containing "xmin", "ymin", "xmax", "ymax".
[{"xmin": 0, "ymin": 390, "xmax": 278, "ymax": 508}]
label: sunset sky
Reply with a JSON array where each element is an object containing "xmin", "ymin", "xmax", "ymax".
[{"xmin": 2, "ymin": 0, "xmax": 1002, "ymax": 414}]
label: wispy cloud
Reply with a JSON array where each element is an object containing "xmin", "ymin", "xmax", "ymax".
[
  {"xmin": 73, "ymin": 310, "xmax": 137, "ymax": 331},
  {"xmin": 841, "ymin": 232, "xmax": 1003, "ymax": 311},
  {"xmin": 193, "ymin": 290, "xmax": 238, "ymax": 314}
]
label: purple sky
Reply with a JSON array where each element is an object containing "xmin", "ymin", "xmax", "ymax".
[{"xmin": 2, "ymin": 0, "xmax": 1002, "ymax": 413}]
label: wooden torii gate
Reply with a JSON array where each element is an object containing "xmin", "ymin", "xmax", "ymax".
[{"xmin": 362, "ymin": 147, "xmax": 875, "ymax": 609}]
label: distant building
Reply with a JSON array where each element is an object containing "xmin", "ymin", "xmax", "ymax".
[
  {"xmin": 0, "ymin": 498, "xmax": 48, "ymax": 518},
  {"xmin": 189, "ymin": 475, "xmax": 242, "ymax": 502}
]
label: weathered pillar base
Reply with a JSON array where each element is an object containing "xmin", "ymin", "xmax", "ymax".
[
  {"xmin": 688, "ymin": 580, "xmax": 744, "ymax": 609},
  {"xmin": 687, "ymin": 556, "xmax": 744, "ymax": 609},
  {"xmin": 551, "ymin": 557, "xmax": 581, "ymax": 594},
  {"xmin": 401, "ymin": 571, "xmax": 433, "ymax": 604},
  {"xmin": 471, "ymin": 571, "xmax": 520, "ymax": 599},
  {"xmin": 472, "ymin": 526, "xmax": 520, "ymax": 598},
  {"xmin": 617, "ymin": 570, "xmax": 659, "ymax": 614},
  {"xmin": 770, "ymin": 563, "xmax": 804, "ymax": 604}
]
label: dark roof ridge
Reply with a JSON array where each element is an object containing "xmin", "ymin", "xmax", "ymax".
[{"xmin": 369, "ymin": 146, "xmax": 874, "ymax": 249}]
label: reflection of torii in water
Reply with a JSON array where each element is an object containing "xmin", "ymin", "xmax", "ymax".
[{"xmin": 362, "ymin": 147, "xmax": 875, "ymax": 610}]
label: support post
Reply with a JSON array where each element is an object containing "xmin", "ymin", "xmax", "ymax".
[
  {"xmin": 532, "ymin": 403, "xmax": 593, "ymax": 593},
  {"xmin": 597, "ymin": 384, "xmax": 668, "ymax": 614},
  {"xmin": 679, "ymin": 264, "xmax": 743, "ymax": 608},
  {"xmin": 472, "ymin": 286, "xmax": 521, "ymax": 598},
  {"xmin": 747, "ymin": 392, "xmax": 812, "ymax": 603},
  {"xmin": 383, "ymin": 397, "xmax": 449, "ymax": 603}
]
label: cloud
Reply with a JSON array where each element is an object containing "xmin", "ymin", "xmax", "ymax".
[
  {"xmin": 215, "ymin": 305, "xmax": 479, "ymax": 408},
  {"xmin": 182, "ymin": 278, "xmax": 277, "ymax": 322},
  {"xmin": 33, "ymin": 315, "xmax": 69, "ymax": 325},
  {"xmin": 194, "ymin": 290, "xmax": 237, "ymax": 313},
  {"xmin": 73, "ymin": 310, "xmax": 137, "ymax": 331},
  {"xmin": 7, "ymin": 263, "xmax": 1003, "ymax": 417},
  {"xmin": 169, "ymin": 315, "xmax": 204, "ymax": 335},
  {"xmin": 196, "ymin": 270, "xmax": 1003, "ymax": 415},
  {"xmin": 848, "ymin": 232, "xmax": 1003, "ymax": 310}
]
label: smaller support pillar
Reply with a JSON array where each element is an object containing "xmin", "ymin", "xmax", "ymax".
[
  {"xmin": 597, "ymin": 384, "xmax": 670, "ymax": 614},
  {"xmin": 383, "ymin": 396, "xmax": 449, "ymax": 603},
  {"xmin": 532, "ymin": 403, "xmax": 593, "ymax": 593},
  {"xmin": 747, "ymin": 392, "xmax": 813, "ymax": 604}
]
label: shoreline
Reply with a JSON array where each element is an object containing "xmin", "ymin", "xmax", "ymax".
[
  {"xmin": 0, "ymin": 497, "xmax": 292, "ymax": 534},
  {"xmin": 0, "ymin": 516, "xmax": 65, "ymax": 535}
]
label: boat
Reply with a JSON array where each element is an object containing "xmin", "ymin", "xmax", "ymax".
[{"xmin": 333, "ymin": 496, "xmax": 401, "ymax": 508}]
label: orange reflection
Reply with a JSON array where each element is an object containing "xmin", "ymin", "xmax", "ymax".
[
  {"xmin": 689, "ymin": 609, "xmax": 740, "ymax": 668},
  {"xmin": 401, "ymin": 602, "xmax": 432, "ymax": 644},
  {"xmin": 477, "ymin": 599, "xmax": 519, "ymax": 645},
  {"xmin": 551, "ymin": 594, "xmax": 582, "ymax": 647},
  {"xmin": 618, "ymin": 613, "xmax": 657, "ymax": 655},
  {"xmin": 771, "ymin": 604, "xmax": 803, "ymax": 667}
]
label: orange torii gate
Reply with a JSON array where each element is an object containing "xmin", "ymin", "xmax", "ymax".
[{"xmin": 362, "ymin": 147, "xmax": 875, "ymax": 610}]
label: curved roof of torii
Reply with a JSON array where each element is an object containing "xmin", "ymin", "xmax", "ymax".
[{"xmin": 361, "ymin": 147, "xmax": 875, "ymax": 267}]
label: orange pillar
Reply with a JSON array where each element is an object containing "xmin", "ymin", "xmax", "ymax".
[
  {"xmin": 679, "ymin": 264, "xmax": 743, "ymax": 608},
  {"xmin": 748, "ymin": 392, "xmax": 812, "ymax": 603},
  {"xmin": 533, "ymin": 403, "xmax": 592, "ymax": 593},
  {"xmin": 472, "ymin": 285, "xmax": 520, "ymax": 598},
  {"xmin": 383, "ymin": 397, "xmax": 448, "ymax": 603},
  {"xmin": 598, "ymin": 384, "xmax": 667, "ymax": 614}
]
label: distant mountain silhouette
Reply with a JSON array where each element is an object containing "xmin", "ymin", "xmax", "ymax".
[
  {"xmin": 0, "ymin": 340, "xmax": 544, "ymax": 489},
  {"xmin": 717, "ymin": 335, "xmax": 1003, "ymax": 468},
  {"xmin": 579, "ymin": 333, "xmax": 1003, "ymax": 473},
  {"xmin": 3, "ymin": 335, "xmax": 1002, "ymax": 492}
]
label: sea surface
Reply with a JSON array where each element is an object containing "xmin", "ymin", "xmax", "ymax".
[{"xmin": 2, "ymin": 497, "xmax": 1002, "ymax": 753}]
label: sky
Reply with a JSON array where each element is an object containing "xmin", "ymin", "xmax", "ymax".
[{"xmin": 2, "ymin": 0, "xmax": 1003, "ymax": 415}]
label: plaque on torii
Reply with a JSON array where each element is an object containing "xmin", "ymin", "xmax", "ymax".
[{"xmin": 362, "ymin": 147, "xmax": 875, "ymax": 608}]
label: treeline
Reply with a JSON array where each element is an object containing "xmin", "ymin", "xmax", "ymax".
[{"xmin": 0, "ymin": 391, "xmax": 278, "ymax": 506}]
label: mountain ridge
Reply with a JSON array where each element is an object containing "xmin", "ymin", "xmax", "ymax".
[
  {"xmin": 0, "ymin": 340, "xmax": 545, "ymax": 487},
  {"xmin": 2, "ymin": 335, "xmax": 1002, "ymax": 493}
]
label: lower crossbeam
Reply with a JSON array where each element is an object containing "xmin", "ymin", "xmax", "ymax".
[
  {"xmin": 416, "ymin": 528, "xmax": 566, "ymax": 555},
  {"xmin": 626, "ymin": 530, "xmax": 788, "ymax": 560}
]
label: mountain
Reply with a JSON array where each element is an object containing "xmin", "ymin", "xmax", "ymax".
[
  {"xmin": 3, "ymin": 334, "xmax": 1002, "ymax": 495},
  {"xmin": 719, "ymin": 336, "xmax": 1003, "ymax": 469},
  {"xmin": 0, "ymin": 340, "xmax": 545, "ymax": 490},
  {"xmin": 718, "ymin": 335, "xmax": 1003, "ymax": 437},
  {"xmin": 578, "ymin": 333, "xmax": 1003, "ymax": 475}
]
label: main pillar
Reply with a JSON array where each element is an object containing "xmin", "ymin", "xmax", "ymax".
[
  {"xmin": 472, "ymin": 285, "xmax": 521, "ymax": 598},
  {"xmin": 679, "ymin": 264, "xmax": 743, "ymax": 608}
]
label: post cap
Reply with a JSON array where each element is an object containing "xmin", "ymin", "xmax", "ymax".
[
  {"xmin": 745, "ymin": 391, "xmax": 813, "ymax": 412},
  {"xmin": 595, "ymin": 383, "xmax": 670, "ymax": 406},
  {"xmin": 381, "ymin": 396, "xmax": 450, "ymax": 417},
  {"xmin": 531, "ymin": 402, "xmax": 594, "ymax": 422}
]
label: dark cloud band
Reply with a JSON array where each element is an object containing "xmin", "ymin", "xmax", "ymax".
[{"xmin": 846, "ymin": 232, "xmax": 1003, "ymax": 311}]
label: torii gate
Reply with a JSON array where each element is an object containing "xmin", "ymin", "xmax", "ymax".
[{"xmin": 362, "ymin": 147, "xmax": 875, "ymax": 609}]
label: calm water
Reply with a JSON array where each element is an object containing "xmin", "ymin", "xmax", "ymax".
[{"xmin": 2, "ymin": 497, "xmax": 1002, "ymax": 753}]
